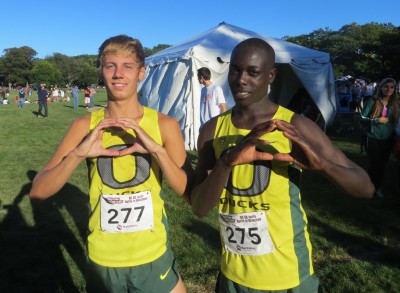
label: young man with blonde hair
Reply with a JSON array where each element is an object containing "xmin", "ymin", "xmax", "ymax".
[{"xmin": 30, "ymin": 35, "xmax": 192, "ymax": 293}]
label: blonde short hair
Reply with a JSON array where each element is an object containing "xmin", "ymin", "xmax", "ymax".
[{"xmin": 97, "ymin": 35, "xmax": 145, "ymax": 72}]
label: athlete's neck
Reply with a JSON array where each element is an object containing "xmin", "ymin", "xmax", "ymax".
[{"xmin": 105, "ymin": 100, "xmax": 144, "ymax": 121}]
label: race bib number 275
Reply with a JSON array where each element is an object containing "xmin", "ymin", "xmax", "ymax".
[
  {"xmin": 219, "ymin": 211, "xmax": 275, "ymax": 256},
  {"xmin": 100, "ymin": 191, "xmax": 154, "ymax": 233}
]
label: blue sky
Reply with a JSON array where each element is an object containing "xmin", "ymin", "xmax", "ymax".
[{"xmin": 3, "ymin": 0, "xmax": 399, "ymax": 58}]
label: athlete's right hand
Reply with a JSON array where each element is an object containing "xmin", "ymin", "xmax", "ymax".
[
  {"xmin": 73, "ymin": 119, "xmax": 123, "ymax": 158},
  {"xmin": 221, "ymin": 120, "xmax": 278, "ymax": 167}
]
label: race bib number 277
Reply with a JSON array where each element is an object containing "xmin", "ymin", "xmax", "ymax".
[{"xmin": 100, "ymin": 191, "xmax": 154, "ymax": 233}]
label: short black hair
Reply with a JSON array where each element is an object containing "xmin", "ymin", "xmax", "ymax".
[
  {"xmin": 197, "ymin": 67, "xmax": 211, "ymax": 80},
  {"xmin": 232, "ymin": 38, "xmax": 275, "ymax": 67}
]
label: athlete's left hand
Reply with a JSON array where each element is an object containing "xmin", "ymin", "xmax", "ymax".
[
  {"xmin": 272, "ymin": 119, "xmax": 323, "ymax": 170},
  {"xmin": 115, "ymin": 117, "xmax": 162, "ymax": 156}
]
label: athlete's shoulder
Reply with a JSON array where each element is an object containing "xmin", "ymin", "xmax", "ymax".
[
  {"xmin": 157, "ymin": 111, "xmax": 178, "ymax": 125},
  {"xmin": 70, "ymin": 113, "xmax": 91, "ymax": 133}
]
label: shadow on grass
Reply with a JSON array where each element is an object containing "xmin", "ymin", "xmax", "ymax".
[
  {"xmin": 301, "ymin": 161, "xmax": 400, "ymax": 271},
  {"xmin": 183, "ymin": 218, "xmax": 221, "ymax": 252},
  {"xmin": 0, "ymin": 170, "xmax": 89, "ymax": 292},
  {"xmin": 308, "ymin": 214, "xmax": 400, "ymax": 268},
  {"xmin": 62, "ymin": 104, "xmax": 88, "ymax": 109}
]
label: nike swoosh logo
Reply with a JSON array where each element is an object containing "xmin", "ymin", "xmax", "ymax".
[{"xmin": 160, "ymin": 266, "xmax": 172, "ymax": 280}]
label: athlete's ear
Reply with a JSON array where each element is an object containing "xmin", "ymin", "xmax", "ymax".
[
  {"xmin": 268, "ymin": 67, "xmax": 277, "ymax": 85},
  {"xmin": 138, "ymin": 66, "xmax": 146, "ymax": 81}
]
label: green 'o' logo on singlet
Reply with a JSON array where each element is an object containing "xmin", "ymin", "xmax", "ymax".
[
  {"xmin": 97, "ymin": 144, "xmax": 152, "ymax": 189},
  {"xmin": 223, "ymin": 145, "xmax": 271, "ymax": 197}
]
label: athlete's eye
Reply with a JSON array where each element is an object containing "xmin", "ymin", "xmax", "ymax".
[
  {"xmin": 104, "ymin": 64, "xmax": 115, "ymax": 70},
  {"xmin": 249, "ymin": 70, "xmax": 260, "ymax": 77}
]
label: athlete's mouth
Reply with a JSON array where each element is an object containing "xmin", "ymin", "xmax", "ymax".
[
  {"xmin": 233, "ymin": 90, "xmax": 251, "ymax": 98},
  {"xmin": 232, "ymin": 87, "xmax": 251, "ymax": 95}
]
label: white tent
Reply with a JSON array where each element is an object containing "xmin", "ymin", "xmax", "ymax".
[{"xmin": 138, "ymin": 22, "xmax": 336, "ymax": 150}]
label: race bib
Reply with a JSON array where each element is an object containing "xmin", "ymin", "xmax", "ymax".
[
  {"xmin": 100, "ymin": 191, "xmax": 154, "ymax": 233},
  {"xmin": 219, "ymin": 211, "xmax": 274, "ymax": 256}
]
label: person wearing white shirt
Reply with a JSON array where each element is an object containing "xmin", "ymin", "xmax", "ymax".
[{"xmin": 197, "ymin": 67, "xmax": 227, "ymax": 127}]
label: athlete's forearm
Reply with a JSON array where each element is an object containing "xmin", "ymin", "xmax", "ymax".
[
  {"xmin": 318, "ymin": 157, "xmax": 374, "ymax": 199},
  {"xmin": 30, "ymin": 149, "xmax": 85, "ymax": 199},
  {"xmin": 151, "ymin": 147, "xmax": 191, "ymax": 199}
]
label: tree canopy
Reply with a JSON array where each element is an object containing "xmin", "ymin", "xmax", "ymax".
[
  {"xmin": 0, "ymin": 22, "xmax": 398, "ymax": 88},
  {"xmin": 0, "ymin": 46, "xmax": 37, "ymax": 86},
  {"xmin": 31, "ymin": 60, "xmax": 62, "ymax": 86},
  {"xmin": 0, "ymin": 44, "xmax": 170, "ymax": 88},
  {"xmin": 283, "ymin": 22, "xmax": 400, "ymax": 81}
]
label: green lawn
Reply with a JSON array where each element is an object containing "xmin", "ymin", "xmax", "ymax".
[{"xmin": 0, "ymin": 90, "xmax": 399, "ymax": 293}]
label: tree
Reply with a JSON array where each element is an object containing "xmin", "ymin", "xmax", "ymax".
[
  {"xmin": 144, "ymin": 44, "xmax": 171, "ymax": 57},
  {"xmin": 283, "ymin": 22, "xmax": 400, "ymax": 81},
  {"xmin": 0, "ymin": 46, "xmax": 37, "ymax": 85},
  {"xmin": 45, "ymin": 53, "xmax": 76, "ymax": 86},
  {"xmin": 31, "ymin": 61, "xmax": 63, "ymax": 86},
  {"xmin": 75, "ymin": 59, "xmax": 98, "ymax": 88}
]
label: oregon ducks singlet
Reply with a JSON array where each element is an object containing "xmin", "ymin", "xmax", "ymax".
[
  {"xmin": 86, "ymin": 107, "xmax": 169, "ymax": 267},
  {"xmin": 214, "ymin": 106, "xmax": 314, "ymax": 290}
]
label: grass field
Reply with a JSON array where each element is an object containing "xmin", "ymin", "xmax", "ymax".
[{"xmin": 0, "ymin": 90, "xmax": 399, "ymax": 293}]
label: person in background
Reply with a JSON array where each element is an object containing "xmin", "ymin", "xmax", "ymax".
[
  {"xmin": 60, "ymin": 89, "xmax": 66, "ymax": 102},
  {"xmin": 84, "ymin": 87, "xmax": 90, "ymax": 108},
  {"xmin": 52, "ymin": 88, "xmax": 59, "ymax": 102},
  {"xmin": 30, "ymin": 34, "xmax": 192, "ymax": 293},
  {"xmin": 352, "ymin": 81, "xmax": 362, "ymax": 112},
  {"xmin": 37, "ymin": 83, "xmax": 49, "ymax": 118},
  {"xmin": 18, "ymin": 86, "xmax": 26, "ymax": 108},
  {"xmin": 197, "ymin": 67, "xmax": 227, "ymax": 127},
  {"xmin": 191, "ymin": 38, "xmax": 374, "ymax": 293},
  {"xmin": 89, "ymin": 86, "xmax": 95, "ymax": 108},
  {"xmin": 71, "ymin": 85, "xmax": 79, "ymax": 109},
  {"xmin": 25, "ymin": 86, "xmax": 31, "ymax": 103},
  {"xmin": 66, "ymin": 88, "xmax": 71, "ymax": 102},
  {"xmin": 361, "ymin": 77, "xmax": 398, "ymax": 198},
  {"xmin": 362, "ymin": 80, "xmax": 375, "ymax": 108}
]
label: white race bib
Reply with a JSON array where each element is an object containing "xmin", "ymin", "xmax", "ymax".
[
  {"xmin": 219, "ymin": 211, "xmax": 274, "ymax": 255},
  {"xmin": 100, "ymin": 191, "xmax": 154, "ymax": 233}
]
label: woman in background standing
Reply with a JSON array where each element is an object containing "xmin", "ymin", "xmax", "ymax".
[{"xmin": 361, "ymin": 78, "xmax": 398, "ymax": 198}]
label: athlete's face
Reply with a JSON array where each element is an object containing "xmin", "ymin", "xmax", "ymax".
[
  {"xmin": 228, "ymin": 46, "xmax": 276, "ymax": 108},
  {"xmin": 101, "ymin": 54, "xmax": 145, "ymax": 101}
]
